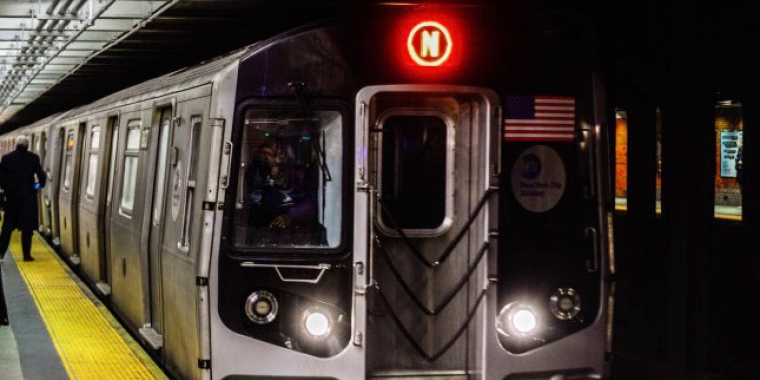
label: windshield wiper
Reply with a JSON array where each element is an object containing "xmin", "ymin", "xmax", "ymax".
[{"xmin": 289, "ymin": 80, "xmax": 331, "ymax": 182}]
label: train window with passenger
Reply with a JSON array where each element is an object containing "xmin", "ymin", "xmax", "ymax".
[
  {"xmin": 120, "ymin": 121, "xmax": 141, "ymax": 215},
  {"xmin": 232, "ymin": 108, "xmax": 343, "ymax": 249},
  {"xmin": 85, "ymin": 126, "xmax": 100, "ymax": 199}
]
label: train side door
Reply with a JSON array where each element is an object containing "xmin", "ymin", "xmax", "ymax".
[
  {"xmin": 356, "ymin": 85, "xmax": 499, "ymax": 378},
  {"xmin": 48, "ymin": 127, "xmax": 65, "ymax": 246},
  {"xmin": 143, "ymin": 105, "xmax": 174, "ymax": 354},
  {"xmin": 58, "ymin": 123, "xmax": 85, "ymax": 263},
  {"xmin": 38, "ymin": 130, "xmax": 55, "ymax": 238},
  {"xmin": 101, "ymin": 115, "xmax": 120, "ymax": 296},
  {"xmin": 109, "ymin": 114, "xmax": 150, "ymax": 336},
  {"xmin": 31, "ymin": 133, "xmax": 47, "ymax": 232},
  {"xmin": 155, "ymin": 97, "xmax": 207, "ymax": 380},
  {"xmin": 78, "ymin": 123, "xmax": 105, "ymax": 288}
]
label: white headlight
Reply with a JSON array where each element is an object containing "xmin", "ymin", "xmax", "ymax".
[
  {"xmin": 303, "ymin": 307, "xmax": 332, "ymax": 338},
  {"xmin": 512, "ymin": 308, "xmax": 537, "ymax": 333},
  {"xmin": 496, "ymin": 302, "xmax": 539, "ymax": 337}
]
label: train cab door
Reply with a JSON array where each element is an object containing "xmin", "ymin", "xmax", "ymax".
[
  {"xmin": 356, "ymin": 85, "xmax": 500, "ymax": 378},
  {"xmin": 142, "ymin": 105, "xmax": 174, "ymax": 356},
  {"xmin": 58, "ymin": 123, "xmax": 85, "ymax": 263}
]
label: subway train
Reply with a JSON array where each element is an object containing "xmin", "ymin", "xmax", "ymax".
[{"xmin": 0, "ymin": 2, "xmax": 614, "ymax": 379}]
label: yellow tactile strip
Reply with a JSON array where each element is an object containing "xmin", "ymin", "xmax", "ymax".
[{"xmin": 9, "ymin": 231, "xmax": 168, "ymax": 380}]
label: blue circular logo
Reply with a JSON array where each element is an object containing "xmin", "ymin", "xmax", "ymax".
[{"xmin": 520, "ymin": 153, "xmax": 542, "ymax": 179}]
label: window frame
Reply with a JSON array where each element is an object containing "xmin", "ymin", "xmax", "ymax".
[
  {"xmin": 225, "ymin": 100, "xmax": 351, "ymax": 258},
  {"xmin": 375, "ymin": 109, "xmax": 455, "ymax": 237},
  {"xmin": 119, "ymin": 120, "xmax": 142, "ymax": 216}
]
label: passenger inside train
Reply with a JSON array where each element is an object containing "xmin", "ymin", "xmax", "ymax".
[
  {"xmin": 246, "ymin": 141, "xmax": 318, "ymax": 229},
  {"xmin": 235, "ymin": 108, "xmax": 343, "ymax": 248}
]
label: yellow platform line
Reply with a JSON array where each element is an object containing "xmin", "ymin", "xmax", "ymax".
[{"xmin": 9, "ymin": 231, "xmax": 168, "ymax": 380}]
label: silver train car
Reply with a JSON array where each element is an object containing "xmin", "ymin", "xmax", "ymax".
[{"xmin": 0, "ymin": 2, "xmax": 614, "ymax": 379}]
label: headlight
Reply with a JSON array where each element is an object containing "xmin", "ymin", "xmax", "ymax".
[
  {"xmin": 302, "ymin": 307, "xmax": 332, "ymax": 339},
  {"xmin": 244, "ymin": 290, "xmax": 278, "ymax": 324},
  {"xmin": 549, "ymin": 287, "xmax": 581, "ymax": 321},
  {"xmin": 496, "ymin": 302, "xmax": 539, "ymax": 337}
]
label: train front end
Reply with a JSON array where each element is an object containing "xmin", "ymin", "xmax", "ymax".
[{"xmin": 211, "ymin": 2, "xmax": 613, "ymax": 379}]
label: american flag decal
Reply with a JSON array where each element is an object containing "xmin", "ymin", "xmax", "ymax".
[{"xmin": 503, "ymin": 95, "xmax": 576, "ymax": 142}]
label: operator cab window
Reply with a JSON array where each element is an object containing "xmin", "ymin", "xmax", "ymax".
[{"xmin": 232, "ymin": 108, "xmax": 343, "ymax": 250}]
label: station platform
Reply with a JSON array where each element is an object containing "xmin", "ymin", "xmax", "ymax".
[{"xmin": 0, "ymin": 231, "xmax": 169, "ymax": 380}]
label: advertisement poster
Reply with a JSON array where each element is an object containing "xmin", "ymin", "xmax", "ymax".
[{"xmin": 720, "ymin": 130, "xmax": 742, "ymax": 178}]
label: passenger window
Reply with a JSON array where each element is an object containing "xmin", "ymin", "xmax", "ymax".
[
  {"xmin": 180, "ymin": 116, "xmax": 202, "ymax": 250},
  {"xmin": 232, "ymin": 108, "xmax": 343, "ymax": 249},
  {"xmin": 106, "ymin": 126, "xmax": 119, "ymax": 205},
  {"xmin": 63, "ymin": 131, "xmax": 75, "ymax": 191},
  {"xmin": 378, "ymin": 114, "xmax": 449, "ymax": 233},
  {"xmin": 85, "ymin": 126, "xmax": 100, "ymax": 199},
  {"xmin": 120, "ymin": 121, "xmax": 141, "ymax": 215},
  {"xmin": 152, "ymin": 116, "xmax": 171, "ymax": 226}
]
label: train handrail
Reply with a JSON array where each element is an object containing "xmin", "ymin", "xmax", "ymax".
[{"xmin": 240, "ymin": 262, "xmax": 331, "ymax": 283}]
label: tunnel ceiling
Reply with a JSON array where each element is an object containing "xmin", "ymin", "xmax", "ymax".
[{"xmin": 0, "ymin": 0, "xmax": 347, "ymax": 132}]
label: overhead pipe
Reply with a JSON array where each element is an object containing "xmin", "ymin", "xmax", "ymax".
[
  {"xmin": 57, "ymin": 0, "xmax": 75, "ymax": 15},
  {"xmin": 49, "ymin": 0, "xmax": 182, "ymax": 89},
  {"xmin": 18, "ymin": 0, "xmax": 62, "ymax": 70},
  {"xmin": 2, "ymin": 0, "xmax": 179, "ymax": 114},
  {"xmin": 24, "ymin": 0, "xmax": 61, "ymax": 47},
  {"xmin": 50, "ymin": 0, "xmax": 87, "ymax": 51},
  {"xmin": 0, "ymin": 0, "xmax": 117, "ymax": 110},
  {"xmin": 15, "ymin": 0, "xmax": 65, "ymax": 90},
  {"xmin": 3, "ymin": 0, "xmax": 59, "ymax": 91}
]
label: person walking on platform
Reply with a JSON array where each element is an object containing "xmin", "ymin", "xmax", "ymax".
[{"xmin": 0, "ymin": 135, "xmax": 46, "ymax": 262}]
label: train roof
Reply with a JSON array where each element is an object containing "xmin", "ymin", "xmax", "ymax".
[
  {"xmin": 58, "ymin": 45, "xmax": 254, "ymax": 120},
  {"xmin": 22, "ymin": 111, "xmax": 71, "ymax": 130},
  {"xmin": 10, "ymin": 111, "xmax": 73, "ymax": 136},
  {"xmin": 37, "ymin": 19, "xmax": 333, "ymax": 124}
]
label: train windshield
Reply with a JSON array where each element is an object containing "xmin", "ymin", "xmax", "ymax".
[{"xmin": 231, "ymin": 108, "xmax": 343, "ymax": 250}]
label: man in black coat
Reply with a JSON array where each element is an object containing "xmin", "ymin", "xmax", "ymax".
[{"xmin": 0, "ymin": 135, "xmax": 46, "ymax": 262}]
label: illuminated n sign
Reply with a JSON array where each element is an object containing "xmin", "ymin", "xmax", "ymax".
[{"xmin": 407, "ymin": 21, "xmax": 452, "ymax": 66}]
